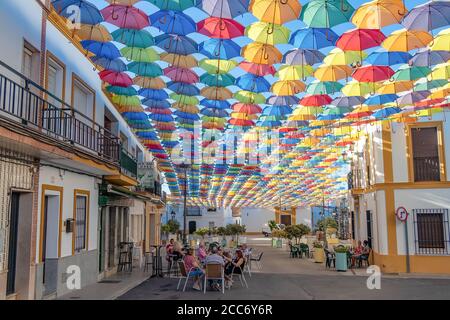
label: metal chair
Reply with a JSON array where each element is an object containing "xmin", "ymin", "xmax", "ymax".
[
  {"xmin": 118, "ymin": 242, "xmax": 133, "ymax": 272},
  {"xmin": 229, "ymin": 265, "xmax": 248, "ymax": 289},
  {"xmin": 250, "ymin": 252, "xmax": 264, "ymax": 270},
  {"xmin": 176, "ymin": 261, "xmax": 198, "ymax": 292},
  {"xmin": 204, "ymin": 264, "xmax": 225, "ymax": 294},
  {"xmin": 143, "ymin": 251, "xmax": 154, "ymax": 273}
]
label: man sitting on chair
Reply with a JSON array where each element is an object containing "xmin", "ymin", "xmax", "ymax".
[{"xmin": 205, "ymin": 246, "xmax": 225, "ymax": 291}]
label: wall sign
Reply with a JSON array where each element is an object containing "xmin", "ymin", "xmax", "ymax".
[{"xmin": 396, "ymin": 207, "xmax": 409, "ymax": 222}]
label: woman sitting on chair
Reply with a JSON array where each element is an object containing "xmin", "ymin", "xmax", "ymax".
[
  {"xmin": 224, "ymin": 249, "xmax": 245, "ymax": 289},
  {"xmin": 183, "ymin": 248, "xmax": 204, "ymax": 291}
]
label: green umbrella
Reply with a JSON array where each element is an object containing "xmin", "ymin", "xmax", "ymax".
[
  {"xmin": 170, "ymin": 93, "xmax": 199, "ymax": 106},
  {"xmin": 300, "ymin": 0, "xmax": 355, "ymax": 28},
  {"xmin": 391, "ymin": 66, "xmax": 431, "ymax": 81},
  {"xmin": 200, "ymin": 74, "xmax": 235, "ymax": 87},
  {"xmin": 128, "ymin": 62, "xmax": 163, "ymax": 77},
  {"xmin": 106, "ymin": 85, "xmax": 138, "ymax": 96},
  {"xmin": 414, "ymin": 79, "xmax": 448, "ymax": 91},
  {"xmin": 306, "ymin": 81, "xmax": 343, "ymax": 94},
  {"xmin": 146, "ymin": 0, "xmax": 195, "ymax": 11},
  {"xmin": 121, "ymin": 47, "xmax": 160, "ymax": 63},
  {"xmin": 112, "ymin": 95, "xmax": 142, "ymax": 107},
  {"xmin": 111, "ymin": 29, "xmax": 154, "ymax": 48},
  {"xmin": 234, "ymin": 90, "xmax": 266, "ymax": 104}
]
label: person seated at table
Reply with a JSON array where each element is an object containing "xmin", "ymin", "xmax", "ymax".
[
  {"xmin": 197, "ymin": 243, "xmax": 207, "ymax": 263},
  {"xmin": 172, "ymin": 241, "xmax": 184, "ymax": 261},
  {"xmin": 205, "ymin": 246, "xmax": 225, "ymax": 291},
  {"xmin": 165, "ymin": 239, "xmax": 175, "ymax": 262},
  {"xmin": 183, "ymin": 248, "xmax": 204, "ymax": 291},
  {"xmin": 356, "ymin": 241, "xmax": 371, "ymax": 265},
  {"xmin": 350, "ymin": 240, "xmax": 364, "ymax": 267},
  {"xmin": 223, "ymin": 249, "xmax": 245, "ymax": 289}
]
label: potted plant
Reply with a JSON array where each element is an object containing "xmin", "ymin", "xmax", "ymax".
[
  {"xmin": 334, "ymin": 245, "xmax": 349, "ymax": 272},
  {"xmin": 313, "ymin": 241, "xmax": 325, "ymax": 263},
  {"xmin": 272, "ymin": 229, "xmax": 287, "ymax": 248}
]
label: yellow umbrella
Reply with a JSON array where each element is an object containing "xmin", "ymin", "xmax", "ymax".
[
  {"xmin": 428, "ymin": 63, "xmax": 450, "ymax": 81},
  {"xmin": 342, "ymin": 81, "xmax": 378, "ymax": 96},
  {"xmin": 299, "ymin": 137, "xmax": 320, "ymax": 147},
  {"xmin": 172, "ymin": 103, "xmax": 199, "ymax": 114},
  {"xmin": 376, "ymin": 80, "xmax": 414, "ymax": 94},
  {"xmin": 277, "ymin": 65, "xmax": 314, "ymax": 81},
  {"xmin": 242, "ymin": 43, "xmax": 282, "ymax": 65},
  {"xmin": 201, "ymin": 86, "xmax": 233, "ymax": 100},
  {"xmin": 429, "ymin": 84, "xmax": 450, "ymax": 99},
  {"xmin": 271, "ymin": 80, "xmax": 305, "ymax": 95},
  {"xmin": 381, "ymin": 29, "xmax": 432, "ymax": 52},
  {"xmin": 314, "ymin": 65, "xmax": 352, "ymax": 81},
  {"xmin": 351, "ymin": 0, "xmax": 407, "ymax": 29},
  {"xmin": 250, "ymin": 0, "xmax": 302, "ymax": 24},
  {"xmin": 245, "ymin": 21, "xmax": 290, "ymax": 45},
  {"xmin": 231, "ymin": 113, "xmax": 259, "ymax": 120},
  {"xmin": 75, "ymin": 24, "xmax": 112, "ymax": 42},
  {"xmin": 200, "ymin": 59, "xmax": 237, "ymax": 74},
  {"xmin": 160, "ymin": 53, "xmax": 198, "ymax": 68},
  {"xmin": 310, "ymin": 128, "xmax": 332, "ymax": 137},
  {"xmin": 310, "ymin": 120, "xmax": 334, "ymax": 127},
  {"xmin": 429, "ymin": 28, "xmax": 450, "ymax": 51},
  {"xmin": 134, "ymin": 76, "xmax": 166, "ymax": 89},
  {"xmin": 324, "ymin": 48, "xmax": 367, "ymax": 66}
]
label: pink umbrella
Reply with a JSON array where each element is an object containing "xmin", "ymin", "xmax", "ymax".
[
  {"xmin": 99, "ymin": 70, "xmax": 133, "ymax": 87},
  {"xmin": 101, "ymin": 5, "xmax": 149, "ymax": 30},
  {"xmin": 164, "ymin": 67, "xmax": 199, "ymax": 84}
]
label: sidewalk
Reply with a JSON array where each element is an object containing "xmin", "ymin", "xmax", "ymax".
[{"xmin": 58, "ymin": 270, "xmax": 151, "ymax": 300}]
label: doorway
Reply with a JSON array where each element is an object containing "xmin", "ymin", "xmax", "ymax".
[
  {"xmin": 108, "ymin": 207, "xmax": 116, "ymax": 269},
  {"xmin": 41, "ymin": 194, "xmax": 60, "ymax": 296},
  {"xmin": 366, "ymin": 210, "xmax": 373, "ymax": 248},
  {"xmin": 6, "ymin": 193, "xmax": 20, "ymax": 295},
  {"xmin": 188, "ymin": 221, "xmax": 197, "ymax": 234},
  {"xmin": 280, "ymin": 215, "xmax": 292, "ymax": 226}
]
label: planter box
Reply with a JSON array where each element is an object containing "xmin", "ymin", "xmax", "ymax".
[
  {"xmin": 314, "ymin": 248, "xmax": 325, "ymax": 263},
  {"xmin": 276, "ymin": 239, "xmax": 283, "ymax": 248},
  {"xmin": 335, "ymin": 252, "xmax": 348, "ymax": 271}
]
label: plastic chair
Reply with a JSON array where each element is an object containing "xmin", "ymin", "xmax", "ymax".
[
  {"xmin": 203, "ymin": 264, "xmax": 225, "ymax": 294},
  {"xmin": 299, "ymin": 244, "xmax": 309, "ymax": 258}
]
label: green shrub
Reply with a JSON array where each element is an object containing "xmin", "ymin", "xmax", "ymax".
[
  {"xmin": 316, "ymin": 217, "xmax": 338, "ymax": 231},
  {"xmin": 334, "ymin": 245, "xmax": 349, "ymax": 253},
  {"xmin": 313, "ymin": 241, "xmax": 323, "ymax": 249},
  {"xmin": 194, "ymin": 227, "xmax": 210, "ymax": 238}
]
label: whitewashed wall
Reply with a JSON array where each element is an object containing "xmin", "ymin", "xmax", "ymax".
[{"xmin": 241, "ymin": 207, "xmax": 275, "ymax": 233}]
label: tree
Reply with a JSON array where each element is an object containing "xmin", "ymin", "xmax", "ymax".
[
  {"xmin": 285, "ymin": 224, "xmax": 311, "ymax": 244},
  {"xmin": 272, "ymin": 229, "xmax": 288, "ymax": 239},
  {"xmin": 194, "ymin": 227, "xmax": 209, "ymax": 239},
  {"xmin": 268, "ymin": 220, "xmax": 278, "ymax": 231},
  {"xmin": 165, "ymin": 219, "xmax": 180, "ymax": 234},
  {"xmin": 216, "ymin": 227, "xmax": 227, "ymax": 236},
  {"xmin": 316, "ymin": 217, "xmax": 338, "ymax": 232}
]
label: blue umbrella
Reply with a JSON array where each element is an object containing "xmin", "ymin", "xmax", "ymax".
[
  {"xmin": 262, "ymin": 106, "xmax": 292, "ymax": 117},
  {"xmin": 167, "ymin": 82, "xmax": 200, "ymax": 96},
  {"xmin": 128, "ymin": 62, "xmax": 163, "ymax": 77},
  {"xmin": 283, "ymin": 48, "xmax": 325, "ymax": 65},
  {"xmin": 365, "ymin": 94, "xmax": 398, "ymax": 106},
  {"xmin": 200, "ymin": 99, "xmax": 230, "ymax": 110},
  {"xmin": 331, "ymin": 96, "xmax": 365, "ymax": 107},
  {"xmin": 197, "ymin": 0, "xmax": 249, "ymax": 19},
  {"xmin": 52, "ymin": 0, "xmax": 103, "ymax": 25},
  {"xmin": 138, "ymin": 88, "xmax": 169, "ymax": 100},
  {"xmin": 236, "ymin": 74, "xmax": 270, "ymax": 93},
  {"xmin": 257, "ymin": 120, "xmax": 282, "ymax": 128},
  {"xmin": 289, "ymin": 28, "xmax": 338, "ymax": 50},
  {"xmin": 199, "ymin": 39, "xmax": 241, "ymax": 60},
  {"xmin": 365, "ymin": 50, "xmax": 412, "ymax": 66},
  {"xmin": 142, "ymin": 98, "xmax": 171, "ymax": 109},
  {"xmin": 81, "ymin": 41, "xmax": 120, "ymax": 60},
  {"xmin": 177, "ymin": 117, "xmax": 196, "ymax": 125},
  {"xmin": 409, "ymin": 49, "xmax": 450, "ymax": 67},
  {"xmin": 107, "ymin": 85, "xmax": 138, "ymax": 96},
  {"xmin": 122, "ymin": 112, "xmax": 149, "ymax": 121},
  {"xmin": 136, "ymin": 131, "xmax": 159, "ymax": 139},
  {"xmin": 200, "ymin": 74, "xmax": 235, "ymax": 87},
  {"xmin": 267, "ymin": 96, "xmax": 298, "ymax": 106},
  {"xmin": 91, "ymin": 57, "xmax": 127, "ymax": 72},
  {"xmin": 149, "ymin": 113, "xmax": 174, "ymax": 122},
  {"xmin": 162, "ymin": 141, "xmax": 179, "ymax": 148},
  {"xmin": 149, "ymin": 10, "xmax": 196, "ymax": 36},
  {"xmin": 174, "ymin": 111, "xmax": 200, "ymax": 120},
  {"xmin": 397, "ymin": 91, "xmax": 430, "ymax": 105},
  {"xmin": 372, "ymin": 107, "xmax": 401, "ymax": 119},
  {"xmin": 201, "ymin": 108, "xmax": 229, "ymax": 117},
  {"xmin": 402, "ymin": 1, "xmax": 450, "ymax": 31},
  {"xmin": 155, "ymin": 34, "xmax": 198, "ymax": 55}
]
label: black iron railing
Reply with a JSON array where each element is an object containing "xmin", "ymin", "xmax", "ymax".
[
  {"xmin": 413, "ymin": 156, "xmax": 441, "ymax": 182},
  {"xmin": 120, "ymin": 148, "xmax": 138, "ymax": 179},
  {"xmin": 413, "ymin": 208, "xmax": 450, "ymax": 255},
  {"xmin": 0, "ymin": 60, "xmax": 120, "ymax": 163}
]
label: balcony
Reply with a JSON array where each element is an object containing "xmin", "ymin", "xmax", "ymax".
[
  {"xmin": 0, "ymin": 61, "xmax": 120, "ymax": 165},
  {"xmin": 105, "ymin": 148, "xmax": 139, "ymax": 186}
]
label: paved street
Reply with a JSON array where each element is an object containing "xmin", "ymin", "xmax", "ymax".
[{"xmin": 118, "ymin": 239, "xmax": 450, "ymax": 300}]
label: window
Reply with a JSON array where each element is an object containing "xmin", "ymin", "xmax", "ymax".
[
  {"xmin": 46, "ymin": 54, "xmax": 65, "ymax": 107},
  {"xmin": 413, "ymin": 209, "xmax": 450, "ymax": 255},
  {"xmin": 22, "ymin": 42, "xmax": 40, "ymax": 83},
  {"xmin": 120, "ymin": 132, "xmax": 129, "ymax": 152},
  {"xmin": 411, "ymin": 127, "xmax": 441, "ymax": 182},
  {"xmin": 72, "ymin": 75, "xmax": 95, "ymax": 123},
  {"xmin": 74, "ymin": 195, "xmax": 88, "ymax": 252}
]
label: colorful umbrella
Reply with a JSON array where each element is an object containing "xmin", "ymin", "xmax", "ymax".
[
  {"xmin": 402, "ymin": 1, "xmax": 450, "ymax": 32},
  {"xmin": 101, "ymin": 5, "xmax": 149, "ymax": 29},
  {"xmin": 246, "ymin": 21, "xmax": 291, "ymax": 45},
  {"xmin": 52, "ymin": 0, "xmax": 103, "ymax": 25},
  {"xmin": 352, "ymin": 66, "xmax": 394, "ymax": 82},
  {"xmin": 160, "ymin": 53, "xmax": 198, "ymax": 68},
  {"xmin": 81, "ymin": 41, "xmax": 121, "ymax": 60},
  {"xmin": 283, "ymin": 49, "xmax": 325, "ymax": 66},
  {"xmin": 237, "ymin": 74, "xmax": 271, "ymax": 93},
  {"xmin": 351, "ymin": 0, "xmax": 407, "ymax": 29},
  {"xmin": 199, "ymin": 39, "xmax": 241, "ymax": 59},
  {"xmin": 112, "ymin": 29, "xmax": 154, "ymax": 48},
  {"xmin": 277, "ymin": 65, "xmax": 314, "ymax": 81},
  {"xmin": 271, "ymin": 81, "xmax": 306, "ymax": 96},
  {"xmin": 91, "ymin": 57, "xmax": 127, "ymax": 72},
  {"xmin": 251, "ymin": 0, "xmax": 301, "ymax": 24},
  {"xmin": 148, "ymin": 0, "xmax": 195, "ymax": 11},
  {"xmin": 239, "ymin": 61, "xmax": 276, "ymax": 76},
  {"xmin": 331, "ymin": 96, "xmax": 365, "ymax": 107},
  {"xmin": 198, "ymin": 0, "xmax": 249, "ymax": 19},
  {"xmin": 149, "ymin": 10, "xmax": 196, "ymax": 36},
  {"xmin": 197, "ymin": 17, "xmax": 244, "ymax": 39},
  {"xmin": 300, "ymin": 0, "xmax": 354, "ymax": 28},
  {"xmin": 365, "ymin": 50, "xmax": 412, "ymax": 66},
  {"xmin": 155, "ymin": 34, "xmax": 198, "ymax": 55},
  {"xmin": 168, "ymin": 82, "xmax": 200, "ymax": 95},
  {"xmin": 121, "ymin": 47, "xmax": 160, "ymax": 63},
  {"xmin": 429, "ymin": 29, "xmax": 450, "ymax": 51},
  {"xmin": 128, "ymin": 62, "xmax": 163, "ymax": 77},
  {"xmin": 336, "ymin": 29, "xmax": 386, "ymax": 51},
  {"xmin": 409, "ymin": 49, "xmax": 450, "ymax": 67},
  {"xmin": 381, "ymin": 29, "xmax": 432, "ymax": 52},
  {"xmin": 391, "ymin": 65, "xmax": 431, "ymax": 81},
  {"xmin": 289, "ymin": 28, "xmax": 338, "ymax": 50},
  {"xmin": 242, "ymin": 43, "xmax": 282, "ymax": 65},
  {"xmin": 99, "ymin": 70, "xmax": 133, "ymax": 87},
  {"xmin": 314, "ymin": 65, "xmax": 352, "ymax": 81},
  {"xmin": 164, "ymin": 66, "xmax": 199, "ymax": 83},
  {"xmin": 75, "ymin": 24, "xmax": 111, "ymax": 42}
]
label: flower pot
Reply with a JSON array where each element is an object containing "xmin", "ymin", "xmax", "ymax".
[
  {"xmin": 314, "ymin": 248, "xmax": 325, "ymax": 263},
  {"xmin": 276, "ymin": 239, "xmax": 283, "ymax": 248},
  {"xmin": 335, "ymin": 252, "xmax": 348, "ymax": 271},
  {"xmin": 272, "ymin": 238, "xmax": 277, "ymax": 247}
]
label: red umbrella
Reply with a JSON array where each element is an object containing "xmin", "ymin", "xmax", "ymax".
[
  {"xmin": 352, "ymin": 66, "xmax": 394, "ymax": 82},
  {"xmin": 99, "ymin": 70, "xmax": 133, "ymax": 87},
  {"xmin": 336, "ymin": 29, "xmax": 386, "ymax": 51},
  {"xmin": 164, "ymin": 67, "xmax": 199, "ymax": 84},
  {"xmin": 197, "ymin": 17, "xmax": 244, "ymax": 39},
  {"xmin": 239, "ymin": 61, "xmax": 276, "ymax": 76},
  {"xmin": 300, "ymin": 94, "xmax": 332, "ymax": 106},
  {"xmin": 145, "ymin": 144, "xmax": 164, "ymax": 150},
  {"xmin": 228, "ymin": 118, "xmax": 254, "ymax": 126},
  {"xmin": 145, "ymin": 108, "xmax": 172, "ymax": 115},
  {"xmin": 101, "ymin": 5, "xmax": 149, "ymax": 30},
  {"xmin": 415, "ymin": 98, "xmax": 445, "ymax": 108},
  {"xmin": 203, "ymin": 122, "xmax": 225, "ymax": 130},
  {"xmin": 232, "ymin": 103, "xmax": 262, "ymax": 114},
  {"xmin": 154, "ymin": 122, "xmax": 176, "ymax": 131}
]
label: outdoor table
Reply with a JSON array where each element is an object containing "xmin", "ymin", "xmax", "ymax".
[{"xmin": 150, "ymin": 245, "xmax": 164, "ymax": 278}]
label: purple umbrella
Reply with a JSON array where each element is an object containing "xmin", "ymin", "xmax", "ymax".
[
  {"xmin": 409, "ymin": 49, "xmax": 450, "ymax": 67},
  {"xmin": 331, "ymin": 96, "xmax": 365, "ymax": 107},
  {"xmin": 197, "ymin": 0, "xmax": 249, "ymax": 19},
  {"xmin": 267, "ymin": 96, "xmax": 299, "ymax": 106},
  {"xmin": 397, "ymin": 91, "xmax": 431, "ymax": 105},
  {"xmin": 402, "ymin": 1, "xmax": 450, "ymax": 31},
  {"xmin": 283, "ymin": 49, "xmax": 325, "ymax": 66}
]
